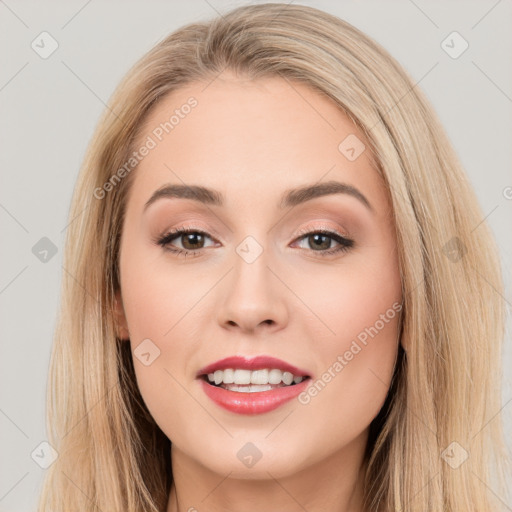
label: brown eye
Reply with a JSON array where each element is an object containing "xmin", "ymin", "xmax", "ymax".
[
  {"xmin": 180, "ymin": 232, "xmax": 205, "ymax": 250},
  {"xmin": 306, "ymin": 233, "xmax": 332, "ymax": 251},
  {"xmin": 156, "ymin": 228, "xmax": 216, "ymax": 257},
  {"xmin": 293, "ymin": 229, "xmax": 354, "ymax": 257}
]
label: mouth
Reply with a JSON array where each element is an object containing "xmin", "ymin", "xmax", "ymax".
[
  {"xmin": 200, "ymin": 369, "xmax": 311, "ymax": 393},
  {"xmin": 196, "ymin": 356, "xmax": 312, "ymax": 415}
]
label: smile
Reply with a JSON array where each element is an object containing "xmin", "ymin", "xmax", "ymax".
[
  {"xmin": 196, "ymin": 356, "xmax": 313, "ymax": 415},
  {"xmin": 206, "ymin": 368, "xmax": 305, "ymax": 391}
]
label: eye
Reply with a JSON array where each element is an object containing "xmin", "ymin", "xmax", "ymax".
[
  {"xmin": 155, "ymin": 226, "xmax": 354, "ymax": 259},
  {"xmin": 292, "ymin": 228, "xmax": 354, "ymax": 257},
  {"xmin": 156, "ymin": 227, "xmax": 217, "ymax": 258}
]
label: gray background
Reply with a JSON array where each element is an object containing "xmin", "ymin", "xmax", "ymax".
[{"xmin": 1, "ymin": 1, "xmax": 511, "ymax": 510}]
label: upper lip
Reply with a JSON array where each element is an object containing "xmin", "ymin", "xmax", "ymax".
[{"xmin": 197, "ymin": 355, "xmax": 311, "ymax": 378}]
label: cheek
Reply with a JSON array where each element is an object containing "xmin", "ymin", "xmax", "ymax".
[
  {"xmin": 119, "ymin": 242, "xmax": 209, "ymax": 341},
  {"xmin": 291, "ymin": 240, "xmax": 401, "ymax": 349},
  {"xmin": 118, "ymin": 243, "xmax": 203, "ymax": 437},
  {"xmin": 289, "ymin": 295, "xmax": 400, "ymax": 462},
  {"xmin": 291, "ymin": 246, "xmax": 401, "ymax": 430}
]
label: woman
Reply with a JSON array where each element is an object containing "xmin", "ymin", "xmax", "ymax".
[{"xmin": 38, "ymin": 3, "xmax": 509, "ymax": 511}]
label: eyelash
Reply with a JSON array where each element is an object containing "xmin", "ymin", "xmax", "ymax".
[{"xmin": 155, "ymin": 225, "xmax": 354, "ymax": 259}]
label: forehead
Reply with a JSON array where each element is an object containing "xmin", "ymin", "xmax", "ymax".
[{"xmin": 127, "ymin": 74, "xmax": 386, "ymax": 213}]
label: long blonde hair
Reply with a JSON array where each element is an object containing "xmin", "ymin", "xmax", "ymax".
[{"xmin": 38, "ymin": 3, "xmax": 509, "ymax": 511}]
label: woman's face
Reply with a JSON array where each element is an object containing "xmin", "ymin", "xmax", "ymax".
[{"xmin": 116, "ymin": 73, "xmax": 402, "ymax": 479}]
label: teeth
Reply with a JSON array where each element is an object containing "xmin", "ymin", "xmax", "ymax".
[
  {"xmin": 222, "ymin": 368, "xmax": 235, "ymax": 383},
  {"xmin": 227, "ymin": 384, "xmax": 274, "ymax": 392},
  {"xmin": 205, "ymin": 368, "xmax": 306, "ymax": 387},
  {"xmin": 268, "ymin": 369, "xmax": 283, "ymax": 385},
  {"xmin": 233, "ymin": 369, "xmax": 252, "ymax": 385},
  {"xmin": 251, "ymin": 369, "xmax": 268, "ymax": 384},
  {"xmin": 282, "ymin": 371, "xmax": 294, "ymax": 385}
]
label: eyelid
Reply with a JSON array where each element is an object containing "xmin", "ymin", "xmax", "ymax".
[
  {"xmin": 157, "ymin": 222, "xmax": 350, "ymax": 244},
  {"xmin": 155, "ymin": 225, "xmax": 218, "ymax": 245},
  {"xmin": 294, "ymin": 223, "xmax": 351, "ymax": 240}
]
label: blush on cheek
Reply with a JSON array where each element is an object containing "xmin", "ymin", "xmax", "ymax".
[{"xmin": 312, "ymin": 297, "xmax": 400, "ymax": 409}]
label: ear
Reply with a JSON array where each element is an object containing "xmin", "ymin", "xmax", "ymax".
[{"xmin": 114, "ymin": 290, "xmax": 130, "ymax": 340}]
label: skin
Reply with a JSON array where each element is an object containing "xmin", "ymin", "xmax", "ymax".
[{"xmin": 115, "ymin": 72, "xmax": 402, "ymax": 512}]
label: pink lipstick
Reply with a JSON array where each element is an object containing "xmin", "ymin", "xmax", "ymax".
[{"xmin": 197, "ymin": 355, "xmax": 312, "ymax": 415}]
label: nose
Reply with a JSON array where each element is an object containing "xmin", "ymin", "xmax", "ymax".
[{"xmin": 216, "ymin": 247, "xmax": 289, "ymax": 334}]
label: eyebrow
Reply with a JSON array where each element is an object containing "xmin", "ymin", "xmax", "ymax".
[{"xmin": 143, "ymin": 180, "xmax": 373, "ymax": 212}]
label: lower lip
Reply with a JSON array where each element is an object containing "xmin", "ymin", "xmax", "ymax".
[{"xmin": 199, "ymin": 377, "xmax": 311, "ymax": 415}]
